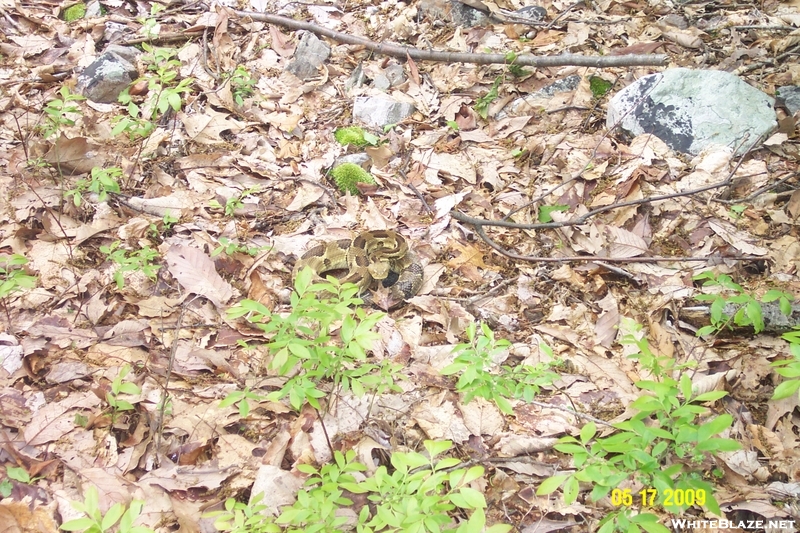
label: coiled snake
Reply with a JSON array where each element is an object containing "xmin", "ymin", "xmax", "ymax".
[{"xmin": 292, "ymin": 230, "xmax": 423, "ymax": 307}]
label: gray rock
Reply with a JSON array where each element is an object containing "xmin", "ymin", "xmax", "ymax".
[
  {"xmin": 285, "ymin": 32, "xmax": 331, "ymax": 81},
  {"xmin": 384, "ymin": 64, "xmax": 406, "ymax": 87},
  {"xmin": 449, "ymin": 1, "xmax": 489, "ymax": 27},
  {"xmin": 777, "ymin": 86, "xmax": 800, "ymax": 115},
  {"xmin": 372, "ymin": 74, "xmax": 391, "ymax": 91},
  {"xmin": 353, "ymin": 96, "xmax": 415, "ymax": 128},
  {"xmin": 607, "ymin": 68, "xmax": 777, "ymax": 155},
  {"xmin": 335, "ymin": 153, "xmax": 372, "ymax": 169},
  {"xmin": 498, "ymin": 75, "xmax": 581, "ymax": 118},
  {"xmin": 104, "ymin": 44, "xmax": 140, "ymax": 65},
  {"xmin": 512, "ymin": 5, "xmax": 546, "ymax": 22},
  {"xmin": 76, "ymin": 48, "xmax": 139, "ymax": 103}
]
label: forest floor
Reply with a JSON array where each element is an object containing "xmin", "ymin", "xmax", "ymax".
[{"xmin": 1, "ymin": 0, "xmax": 800, "ymax": 532}]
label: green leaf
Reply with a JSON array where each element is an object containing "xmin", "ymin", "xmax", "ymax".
[
  {"xmin": 5, "ymin": 466, "xmax": 30, "ymax": 483},
  {"xmin": 697, "ymin": 414, "xmax": 732, "ymax": 440},
  {"xmin": 695, "ymin": 437, "xmax": 740, "ymax": 452},
  {"xmin": 692, "ymin": 391, "xmax": 727, "ymax": 403},
  {"xmin": 538, "ymin": 205, "xmax": 569, "ymax": 223},
  {"xmin": 563, "ymin": 476, "xmax": 579, "ymax": 504},
  {"xmin": 59, "ymin": 518, "xmax": 97, "ymax": 531},
  {"xmin": 454, "ymin": 487, "xmax": 486, "ymax": 509},
  {"xmin": 101, "ymin": 503, "xmax": 125, "ymax": 531},
  {"xmin": 631, "ymin": 513, "xmax": 670, "ymax": 533},
  {"xmin": 493, "ymin": 395, "xmax": 513, "ymax": 414},
  {"xmin": 772, "ymin": 379, "xmax": 800, "ymax": 400},
  {"xmin": 424, "ymin": 440, "xmax": 453, "ymax": 458},
  {"xmin": 580, "ymin": 422, "xmax": 597, "ymax": 444},
  {"xmin": 536, "ymin": 474, "xmax": 568, "ymax": 495}
]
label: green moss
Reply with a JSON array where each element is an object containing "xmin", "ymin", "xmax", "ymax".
[
  {"xmin": 590, "ymin": 76, "xmax": 613, "ymax": 98},
  {"xmin": 334, "ymin": 127, "xmax": 378, "ymax": 147},
  {"xmin": 62, "ymin": 3, "xmax": 87, "ymax": 21},
  {"xmin": 330, "ymin": 163, "xmax": 377, "ymax": 195}
]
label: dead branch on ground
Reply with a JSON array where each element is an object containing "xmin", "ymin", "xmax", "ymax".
[{"xmin": 232, "ymin": 9, "xmax": 667, "ymax": 68}]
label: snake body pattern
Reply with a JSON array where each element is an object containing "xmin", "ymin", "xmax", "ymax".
[{"xmin": 293, "ymin": 230, "xmax": 423, "ymax": 306}]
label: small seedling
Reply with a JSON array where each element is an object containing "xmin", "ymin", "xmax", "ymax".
[
  {"xmin": 114, "ymin": 43, "xmax": 193, "ymax": 143},
  {"xmin": 205, "ymin": 492, "xmax": 279, "ymax": 533},
  {"xmin": 474, "ymin": 77, "xmax": 501, "ymax": 120},
  {"xmin": 538, "ymin": 319, "xmax": 740, "ymax": 533},
  {"xmin": 137, "ymin": 3, "xmax": 166, "ymax": 40},
  {"xmin": 219, "ymin": 386, "xmax": 264, "ymax": 418},
  {"xmin": 41, "ymin": 86, "xmax": 85, "ymax": 140},
  {"xmin": 211, "ymin": 237, "xmax": 267, "ymax": 257},
  {"xmin": 693, "ymin": 271, "xmax": 793, "ymax": 335},
  {"xmin": 226, "ymin": 65, "xmax": 257, "ymax": 106},
  {"xmin": 100, "ymin": 241, "xmax": 161, "ymax": 289},
  {"xmin": 66, "ymin": 166, "xmax": 122, "ymax": 206},
  {"xmin": 538, "ymin": 204, "xmax": 569, "ymax": 223},
  {"xmin": 105, "ymin": 364, "xmax": 141, "ymax": 419},
  {"xmin": 209, "ymin": 187, "xmax": 260, "ymax": 217},
  {"xmin": 0, "ymin": 254, "xmax": 37, "ymax": 299},
  {"xmin": 225, "ymin": 267, "xmax": 400, "ymax": 411},
  {"xmin": 60, "ymin": 485, "xmax": 154, "ymax": 533},
  {"xmin": 441, "ymin": 322, "xmax": 558, "ymax": 414},
  {"xmin": 148, "ymin": 211, "xmax": 179, "ymax": 238}
]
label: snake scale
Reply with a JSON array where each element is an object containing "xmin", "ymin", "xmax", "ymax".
[{"xmin": 293, "ymin": 230, "xmax": 423, "ymax": 307}]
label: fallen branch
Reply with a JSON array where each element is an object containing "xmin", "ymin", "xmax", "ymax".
[{"xmin": 232, "ymin": 9, "xmax": 667, "ymax": 68}]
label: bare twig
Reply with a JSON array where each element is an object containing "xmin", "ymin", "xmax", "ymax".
[
  {"xmin": 733, "ymin": 25, "xmax": 798, "ymax": 32},
  {"xmin": 231, "ymin": 9, "xmax": 666, "ymax": 68},
  {"xmin": 452, "ymin": 214, "xmax": 759, "ymax": 263}
]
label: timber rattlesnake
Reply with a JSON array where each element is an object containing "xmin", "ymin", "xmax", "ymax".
[{"xmin": 292, "ymin": 230, "xmax": 423, "ymax": 307}]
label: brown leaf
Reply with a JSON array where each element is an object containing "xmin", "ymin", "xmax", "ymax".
[{"xmin": 165, "ymin": 245, "xmax": 234, "ymax": 307}]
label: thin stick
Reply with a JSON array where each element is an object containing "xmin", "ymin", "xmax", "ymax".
[{"xmin": 231, "ymin": 10, "xmax": 666, "ymax": 68}]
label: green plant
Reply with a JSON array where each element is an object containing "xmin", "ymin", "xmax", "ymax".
[
  {"xmin": 441, "ymin": 322, "xmax": 558, "ymax": 414},
  {"xmin": 329, "ymin": 163, "xmax": 377, "ymax": 195},
  {"xmin": 334, "ymin": 127, "xmax": 379, "ymax": 147},
  {"xmin": 206, "ymin": 492, "xmax": 279, "ymax": 533},
  {"xmin": 276, "ymin": 449, "xmax": 366, "ymax": 531},
  {"xmin": 771, "ymin": 328, "xmax": 800, "ymax": 400},
  {"xmin": 0, "ymin": 254, "xmax": 37, "ymax": 299},
  {"xmin": 113, "ymin": 44, "xmax": 193, "ymax": 141},
  {"xmin": 66, "ymin": 166, "xmax": 122, "ymax": 206},
  {"xmin": 212, "ymin": 237, "xmax": 267, "ymax": 257},
  {"xmin": 693, "ymin": 271, "xmax": 793, "ymax": 335},
  {"xmin": 226, "ymin": 65, "xmax": 257, "ymax": 106},
  {"xmin": 100, "ymin": 241, "xmax": 161, "ymax": 289},
  {"xmin": 209, "ymin": 187, "xmax": 260, "ymax": 217},
  {"xmin": 105, "ymin": 364, "xmax": 141, "ymax": 419},
  {"xmin": 5, "ymin": 465, "xmax": 39, "ymax": 485},
  {"xmin": 729, "ymin": 204, "xmax": 746, "ymax": 219},
  {"xmin": 148, "ymin": 210, "xmax": 179, "ymax": 238},
  {"xmin": 538, "ymin": 319, "xmax": 740, "ymax": 532},
  {"xmin": 0, "ymin": 478, "xmax": 11, "ymax": 497},
  {"xmin": 41, "ymin": 86, "xmax": 85, "ymax": 140},
  {"xmin": 357, "ymin": 440, "xmax": 510, "ymax": 533},
  {"xmin": 219, "ymin": 386, "xmax": 264, "ymax": 418},
  {"xmin": 206, "ymin": 445, "xmax": 510, "ymax": 533},
  {"xmin": 538, "ymin": 204, "xmax": 569, "ymax": 223},
  {"xmin": 474, "ymin": 77, "xmax": 501, "ymax": 120},
  {"xmin": 226, "ymin": 267, "xmax": 401, "ymax": 411},
  {"xmin": 137, "ymin": 3, "xmax": 166, "ymax": 40},
  {"xmin": 60, "ymin": 486, "xmax": 154, "ymax": 533}
]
